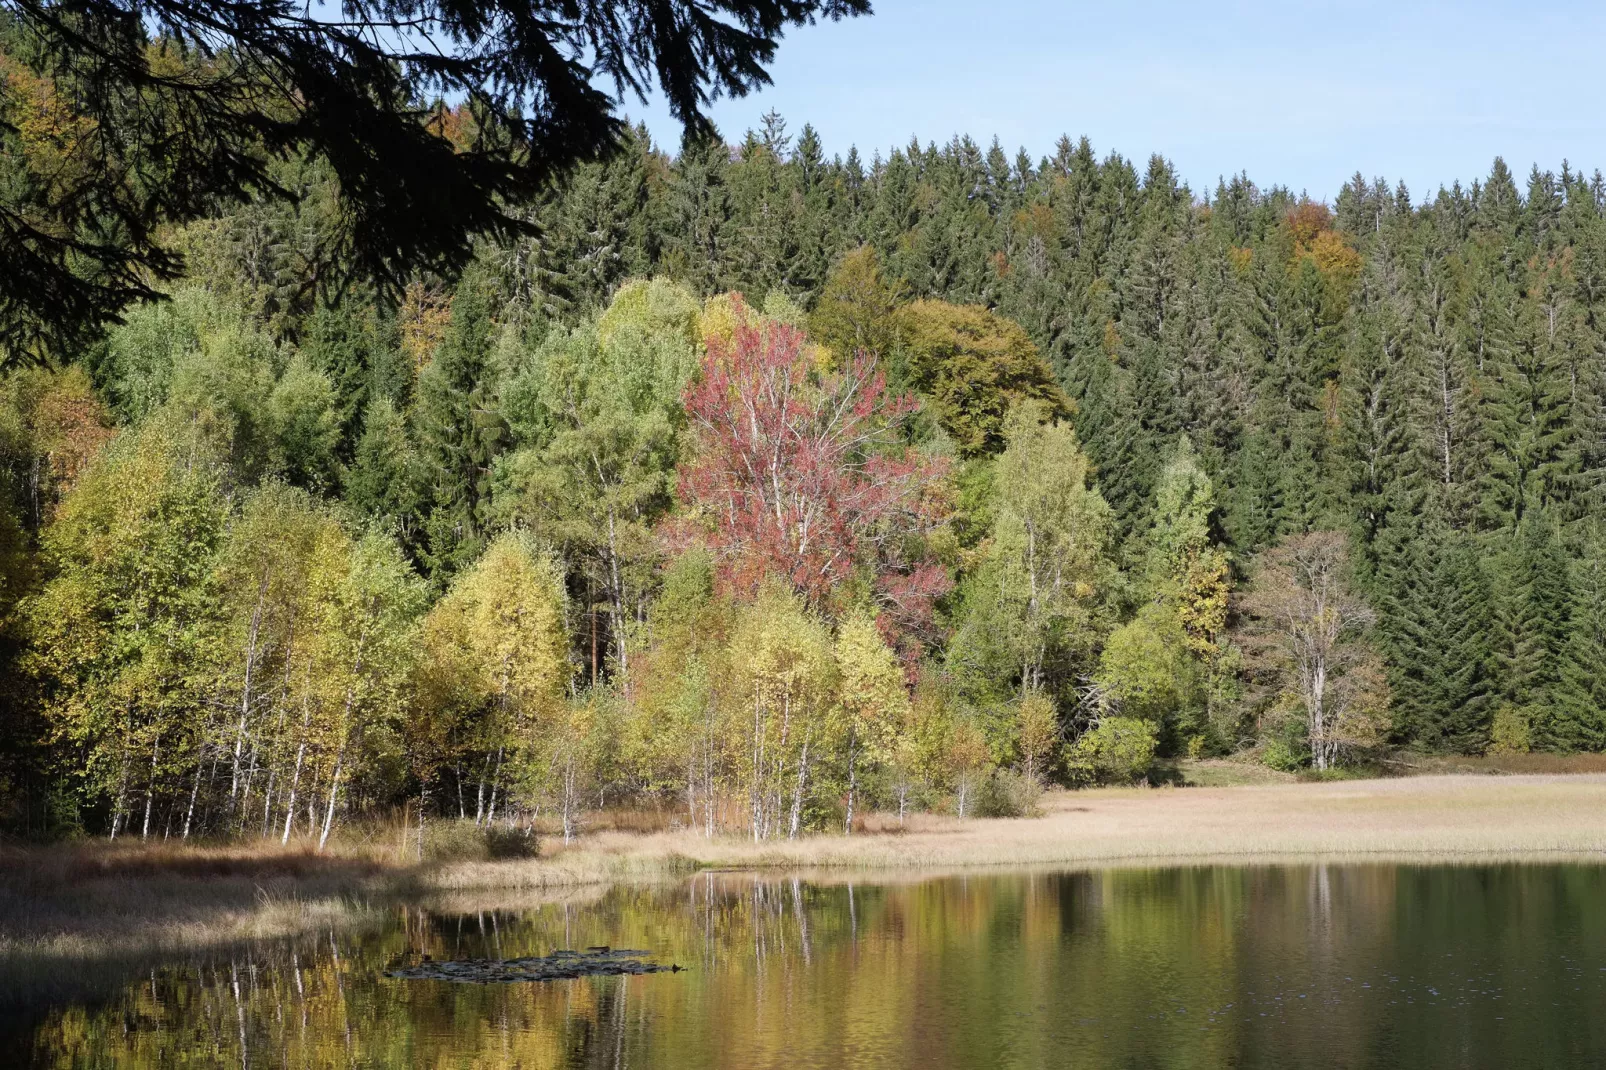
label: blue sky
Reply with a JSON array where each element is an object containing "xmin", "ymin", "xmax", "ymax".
[{"xmin": 626, "ymin": 0, "xmax": 1606, "ymax": 201}]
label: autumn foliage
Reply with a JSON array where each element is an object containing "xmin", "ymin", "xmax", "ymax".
[{"xmin": 676, "ymin": 314, "xmax": 951, "ymax": 637}]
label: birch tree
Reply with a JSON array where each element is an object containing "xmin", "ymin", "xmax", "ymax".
[
  {"xmin": 23, "ymin": 415, "xmax": 227, "ymax": 838},
  {"xmin": 832, "ymin": 610, "xmax": 908, "ymax": 833},
  {"xmin": 1245, "ymin": 532, "xmax": 1389, "ymax": 770},
  {"xmin": 416, "ymin": 532, "xmax": 571, "ymax": 831}
]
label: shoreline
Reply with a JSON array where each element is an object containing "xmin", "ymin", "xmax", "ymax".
[{"xmin": 5, "ymin": 774, "xmax": 1606, "ymax": 973}]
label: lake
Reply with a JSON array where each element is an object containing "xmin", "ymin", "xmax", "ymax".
[{"xmin": 7, "ymin": 863, "xmax": 1606, "ymax": 1068}]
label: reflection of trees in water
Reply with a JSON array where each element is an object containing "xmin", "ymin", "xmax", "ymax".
[{"xmin": 20, "ymin": 866, "xmax": 1606, "ymax": 1068}]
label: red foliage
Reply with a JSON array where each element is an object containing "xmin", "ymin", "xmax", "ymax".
[{"xmin": 675, "ymin": 317, "xmax": 951, "ymax": 638}]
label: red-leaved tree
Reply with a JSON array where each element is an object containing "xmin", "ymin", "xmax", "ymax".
[{"xmin": 676, "ymin": 318, "xmax": 951, "ymax": 639}]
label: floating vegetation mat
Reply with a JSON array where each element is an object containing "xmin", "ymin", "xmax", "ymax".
[{"xmin": 386, "ymin": 948, "xmax": 681, "ymax": 984}]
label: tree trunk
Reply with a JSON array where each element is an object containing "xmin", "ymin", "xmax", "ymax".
[
  {"xmin": 473, "ymin": 749, "xmax": 492, "ymax": 825},
  {"xmin": 483, "ymin": 748, "xmax": 504, "ymax": 824},
  {"xmin": 788, "ymin": 734, "xmax": 811, "ymax": 841},
  {"xmin": 751, "ymin": 684, "xmax": 765, "ymax": 842},
  {"xmin": 562, "ymin": 755, "xmax": 578, "ymax": 844},
  {"xmin": 182, "ymin": 752, "xmax": 203, "ymax": 840},
  {"xmin": 281, "ymin": 737, "xmax": 307, "ymax": 844},
  {"xmin": 416, "ymin": 784, "xmax": 428, "ymax": 862},
  {"xmin": 317, "ymin": 745, "xmax": 346, "ymax": 852},
  {"xmin": 230, "ymin": 584, "xmax": 267, "ymax": 805},
  {"xmin": 601, "ymin": 491, "xmax": 628, "ymax": 682},
  {"xmin": 141, "ymin": 732, "xmax": 161, "ymax": 840},
  {"xmin": 843, "ymin": 729, "xmax": 858, "ymax": 836}
]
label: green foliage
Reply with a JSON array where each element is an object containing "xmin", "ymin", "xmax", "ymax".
[
  {"xmin": 973, "ymin": 768, "xmax": 1042, "ymax": 818},
  {"xmin": 948, "ymin": 405, "xmax": 1116, "ymax": 707},
  {"xmin": 1549, "ymin": 529, "xmax": 1606, "ymax": 750},
  {"xmin": 1488, "ymin": 705, "xmax": 1534, "ymax": 755},
  {"xmin": 495, "ymin": 278, "xmax": 700, "ymax": 677},
  {"xmin": 414, "ymin": 279, "xmax": 507, "ymax": 579},
  {"xmin": 21, "ymin": 413, "xmax": 230, "ymax": 832},
  {"xmin": 893, "ymin": 301, "xmax": 1070, "ymax": 456},
  {"xmin": 267, "ymin": 354, "xmax": 341, "ymax": 488},
  {"xmin": 1096, "ymin": 603, "xmax": 1197, "ymax": 723},
  {"xmin": 1260, "ymin": 734, "xmax": 1306, "ymax": 773},
  {"xmin": 1064, "ymin": 717, "xmax": 1158, "ymax": 786},
  {"xmin": 345, "ymin": 397, "xmax": 420, "ymax": 529},
  {"xmin": 809, "ymin": 246, "xmax": 903, "ymax": 363},
  {"xmin": 1374, "ymin": 514, "xmax": 1495, "ymax": 751}
]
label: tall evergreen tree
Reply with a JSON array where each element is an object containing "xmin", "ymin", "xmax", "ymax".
[
  {"xmin": 1374, "ymin": 511, "xmax": 1494, "ymax": 751},
  {"xmin": 413, "ymin": 280, "xmax": 507, "ymax": 579}
]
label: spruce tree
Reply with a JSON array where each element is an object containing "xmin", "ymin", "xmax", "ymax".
[
  {"xmin": 1489, "ymin": 513, "xmax": 1572, "ymax": 711},
  {"xmin": 662, "ymin": 130, "xmax": 733, "ymax": 295},
  {"xmin": 413, "ymin": 279, "xmax": 506, "ymax": 579},
  {"xmin": 1374, "ymin": 512, "xmax": 1495, "ymax": 751},
  {"xmin": 346, "ymin": 397, "xmax": 421, "ymax": 536},
  {"xmin": 1551, "ymin": 529, "xmax": 1606, "ymax": 750}
]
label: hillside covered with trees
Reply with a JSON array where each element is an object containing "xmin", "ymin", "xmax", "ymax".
[{"xmin": 3, "ymin": 103, "xmax": 1605, "ymax": 842}]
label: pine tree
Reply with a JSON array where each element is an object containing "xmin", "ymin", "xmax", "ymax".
[
  {"xmin": 544, "ymin": 127, "xmax": 653, "ymax": 312},
  {"xmin": 1476, "ymin": 262, "xmax": 1575, "ymax": 527},
  {"xmin": 1336, "ymin": 247, "xmax": 1416, "ymax": 562},
  {"xmin": 345, "ymin": 397, "xmax": 420, "ymax": 536}
]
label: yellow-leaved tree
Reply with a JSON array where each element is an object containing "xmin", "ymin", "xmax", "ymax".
[
  {"xmin": 833, "ymin": 610, "xmax": 909, "ymax": 834},
  {"xmin": 416, "ymin": 532, "xmax": 570, "ymax": 842},
  {"xmin": 727, "ymin": 585, "xmax": 834, "ymax": 841}
]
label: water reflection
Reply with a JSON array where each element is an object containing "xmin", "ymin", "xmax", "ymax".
[{"xmin": 10, "ymin": 864, "xmax": 1606, "ymax": 1069}]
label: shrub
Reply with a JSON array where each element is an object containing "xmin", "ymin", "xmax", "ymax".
[
  {"xmin": 418, "ymin": 820, "xmax": 485, "ymax": 862},
  {"xmin": 1488, "ymin": 705, "xmax": 1534, "ymax": 755},
  {"xmin": 975, "ymin": 769, "xmax": 1043, "ymax": 817},
  {"xmin": 1064, "ymin": 717, "xmax": 1159, "ymax": 786},
  {"xmin": 417, "ymin": 819, "xmax": 541, "ymax": 862},
  {"xmin": 482, "ymin": 822, "xmax": 541, "ymax": 860},
  {"xmin": 1260, "ymin": 736, "xmax": 1306, "ymax": 773}
]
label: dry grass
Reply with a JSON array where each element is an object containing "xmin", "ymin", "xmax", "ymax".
[
  {"xmin": 471, "ymin": 774, "xmax": 1606, "ymax": 878},
  {"xmin": 0, "ymin": 843, "xmax": 396, "ymax": 962},
  {"xmin": 5, "ymin": 774, "xmax": 1606, "ymax": 983}
]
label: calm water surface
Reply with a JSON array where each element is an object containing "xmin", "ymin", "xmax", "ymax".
[{"xmin": 8, "ymin": 864, "xmax": 1606, "ymax": 1068}]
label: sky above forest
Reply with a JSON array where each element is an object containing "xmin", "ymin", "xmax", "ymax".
[{"xmin": 628, "ymin": 0, "xmax": 1606, "ymax": 202}]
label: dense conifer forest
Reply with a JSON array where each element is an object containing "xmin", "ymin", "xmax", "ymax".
[{"xmin": 4, "ymin": 102, "xmax": 1605, "ymax": 841}]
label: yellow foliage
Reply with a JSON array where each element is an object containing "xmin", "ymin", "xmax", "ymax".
[
  {"xmin": 1303, "ymin": 229, "xmax": 1362, "ymax": 295},
  {"xmin": 399, "ymin": 282, "xmax": 453, "ymax": 373},
  {"xmin": 1, "ymin": 56, "xmax": 98, "ymax": 205},
  {"xmin": 698, "ymin": 292, "xmax": 755, "ymax": 351},
  {"xmin": 597, "ymin": 277, "xmax": 702, "ymax": 352},
  {"xmin": 1015, "ymin": 689, "xmax": 1059, "ymax": 784},
  {"xmin": 1176, "ymin": 548, "xmax": 1230, "ymax": 657},
  {"xmin": 421, "ymin": 533, "xmax": 570, "ymax": 729},
  {"xmin": 833, "ymin": 611, "xmax": 910, "ymax": 762},
  {"xmin": 1488, "ymin": 705, "xmax": 1534, "ymax": 756}
]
